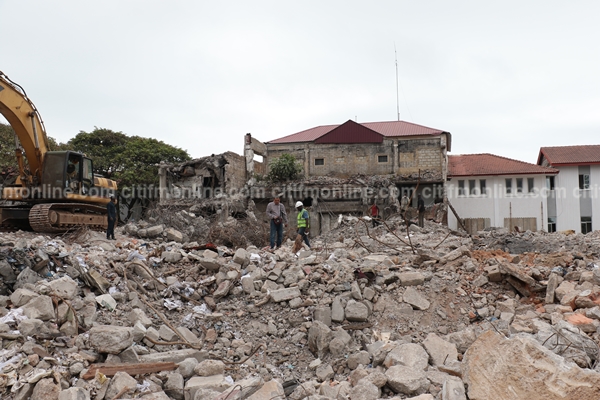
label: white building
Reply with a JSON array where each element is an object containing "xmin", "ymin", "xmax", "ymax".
[
  {"xmin": 447, "ymin": 154, "xmax": 558, "ymax": 233},
  {"xmin": 537, "ymin": 145, "xmax": 600, "ymax": 234}
]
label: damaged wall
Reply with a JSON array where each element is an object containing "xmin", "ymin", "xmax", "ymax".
[
  {"xmin": 265, "ymin": 136, "xmax": 447, "ymax": 182},
  {"xmin": 244, "ymin": 133, "xmax": 266, "ymax": 179},
  {"xmin": 160, "ymin": 151, "xmax": 246, "ymax": 201}
]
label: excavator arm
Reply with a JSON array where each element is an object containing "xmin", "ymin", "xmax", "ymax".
[{"xmin": 0, "ymin": 71, "xmax": 50, "ymax": 186}]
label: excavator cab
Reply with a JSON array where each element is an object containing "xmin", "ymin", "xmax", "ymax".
[{"xmin": 40, "ymin": 151, "xmax": 96, "ymax": 198}]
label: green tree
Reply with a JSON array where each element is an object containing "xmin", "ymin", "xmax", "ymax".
[
  {"xmin": 267, "ymin": 153, "xmax": 303, "ymax": 182},
  {"xmin": 67, "ymin": 128, "xmax": 190, "ymax": 187},
  {"xmin": 0, "ymin": 122, "xmax": 16, "ymax": 171}
]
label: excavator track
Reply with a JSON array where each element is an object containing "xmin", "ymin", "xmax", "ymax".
[{"xmin": 29, "ymin": 203, "xmax": 108, "ymax": 233}]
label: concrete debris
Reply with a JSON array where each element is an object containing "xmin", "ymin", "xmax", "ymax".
[{"xmin": 0, "ymin": 218, "xmax": 599, "ymax": 399}]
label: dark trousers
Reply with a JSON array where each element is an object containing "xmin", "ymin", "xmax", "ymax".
[
  {"xmin": 372, "ymin": 216, "xmax": 380, "ymax": 227},
  {"xmin": 297, "ymin": 227, "xmax": 310, "ymax": 248},
  {"xmin": 270, "ymin": 219, "xmax": 284, "ymax": 248},
  {"xmin": 107, "ymin": 218, "xmax": 115, "ymax": 239},
  {"xmin": 418, "ymin": 212, "xmax": 425, "ymax": 228}
]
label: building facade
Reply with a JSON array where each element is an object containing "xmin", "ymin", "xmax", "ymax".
[
  {"xmin": 537, "ymin": 145, "xmax": 600, "ymax": 234},
  {"xmin": 447, "ymin": 154, "xmax": 558, "ymax": 233}
]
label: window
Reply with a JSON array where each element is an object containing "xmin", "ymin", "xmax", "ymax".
[
  {"xmin": 527, "ymin": 178, "xmax": 534, "ymax": 193},
  {"xmin": 314, "ymin": 158, "xmax": 324, "ymax": 166},
  {"xmin": 579, "ymin": 174, "xmax": 590, "ymax": 190},
  {"xmin": 547, "ymin": 217, "xmax": 557, "ymax": 233},
  {"xmin": 505, "ymin": 178, "xmax": 512, "ymax": 195},
  {"xmin": 581, "ymin": 217, "xmax": 592, "ymax": 234},
  {"xmin": 516, "ymin": 178, "xmax": 523, "ymax": 194},
  {"xmin": 378, "ymin": 155, "xmax": 388, "ymax": 163},
  {"xmin": 546, "ymin": 176, "xmax": 555, "ymax": 190},
  {"xmin": 458, "ymin": 180, "xmax": 465, "ymax": 196},
  {"xmin": 479, "ymin": 179, "xmax": 486, "ymax": 196},
  {"xmin": 469, "ymin": 180, "xmax": 476, "ymax": 195}
]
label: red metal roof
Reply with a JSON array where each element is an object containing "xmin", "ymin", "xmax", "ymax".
[
  {"xmin": 537, "ymin": 145, "xmax": 600, "ymax": 166},
  {"xmin": 314, "ymin": 120, "xmax": 383, "ymax": 144},
  {"xmin": 268, "ymin": 120, "xmax": 450, "ymax": 148},
  {"xmin": 449, "ymin": 154, "xmax": 558, "ymax": 177}
]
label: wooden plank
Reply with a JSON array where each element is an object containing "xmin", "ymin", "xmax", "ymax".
[{"xmin": 82, "ymin": 362, "xmax": 177, "ymax": 380}]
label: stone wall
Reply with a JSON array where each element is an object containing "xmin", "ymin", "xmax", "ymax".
[{"xmin": 266, "ymin": 136, "xmax": 445, "ymax": 180}]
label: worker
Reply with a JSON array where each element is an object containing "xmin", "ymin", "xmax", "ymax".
[
  {"xmin": 266, "ymin": 196, "xmax": 288, "ymax": 250},
  {"xmin": 106, "ymin": 196, "xmax": 117, "ymax": 240},
  {"xmin": 295, "ymin": 201, "xmax": 310, "ymax": 248},
  {"xmin": 417, "ymin": 194, "xmax": 425, "ymax": 228},
  {"xmin": 369, "ymin": 201, "xmax": 380, "ymax": 227},
  {"xmin": 400, "ymin": 194, "xmax": 410, "ymax": 219}
]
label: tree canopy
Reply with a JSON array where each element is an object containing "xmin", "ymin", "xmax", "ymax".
[
  {"xmin": 66, "ymin": 128, "xmax": 191, "ymax": 187},
  {"xmin": 0, "ymin": 122, "xmax": 191, "ymax": 188}
]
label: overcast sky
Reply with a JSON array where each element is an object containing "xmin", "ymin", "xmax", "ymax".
[{"xmin": 1, "ymin": 1, "xmax": 599, "ymax": 163}]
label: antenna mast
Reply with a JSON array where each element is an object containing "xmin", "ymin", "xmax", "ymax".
[{"xmin": 395, "ymin": 44, "xmax": 400, "ymax": 121}]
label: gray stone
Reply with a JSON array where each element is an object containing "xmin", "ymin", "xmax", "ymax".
[
  {"xmin": 484, "ymin": 265, "xmax": 502, "ymax": 282},
  {"xmin": 139, "ymin": 224, "xmax": 164, "ymax": 238},
  {"xmin": 139, "ymin": 349, "xmax": 208, "ymax": 364},
  {"xmin": 241, "ymin": 275, "xmax": 256, "ymax": 295},
  {"xmin": 18, "ymin": 318, "xmax": 44, "ymax": 337},
  {"xmin": 233, "ymin": 248, "xmax": 250, "ymax": 266},
  {"xmin": 129, "ymin": 308, "xmax": 153, "ymax": 328},
  {"xmin": 384, "ymin": 343, "xmax": 429, "ymax": 370},
  {"xmin": 386, "ymin": 365, "xmax": 430, "ymax": 395},
  {"xmin": 403, "ymin": 287, "xmax": 430, "ymax": 310},
  {"xmin": 159, "ymin": 325, "xmax": 179, "ymax": 342},
  {"xmin": 545, "ymin": 273, "xmax": 562, "ymax": 304},
  {"xmin": 10, "ymin": 288, "xmax": 38, "ymax": 307},
  {"xmin": 422, "ymin": 333, "xmax": 458, "ymax": 367},
  {"xmin": 141, "ymin": 392, "xmax": 171, "ymax": 400},
  {"xmin": 349, "ymin": 380, "xmax": 380, "ymax": 400},
  {"xmin": 14, "ymin": 268, "xmax": 43, "ymax": 289},
  {"xmin": 199, "ymin": 258, "xmax": 222, "ymax": 271},
  {"xmin": 345, "ymin": 299, "xmax": 369, "ymax": 322},
  {"xmin": 105, "ymin": 371, "xmax": 137, "ymax": 400},
  {"xmin": 166, "ymin": 228, "xmax": 184, "ymax": 243},
  {"xmin": 247, "ymin": 380, "xmax": 285, "ymax": 400},
  {"xmin": 47, "ymin": 276, "xmax": 79, "ymax": 300},
  {"xmin": 213, "ymin": 280, "xmax": 233, "ymax": 299},
  {"xmin": 348, "ymin": 350, "xmax": 371, "ymax": 369},
  {"xmin": 185, "ymin": 375, "xmax": 231, "ymax": 399},
  {"xmin": 0, "ymin": 259, "xmax": 17, "ymax": 282},
  {"xmin": 22, "ymin": 295, "xmax": 55, "ymax": 321},
  {"xmin": 176, "ymin": 326, "xmax": 201, "ymax": 345},
  {"xmin": 162, "ymin": 251, "xmax": 182, "ymax": 263},
  {"xmin": 331, "ymin": 297, "xmax": 345, "ymax": 323},
  {"xmin": 308, "ymin": 321, "xmax": 333, "ymax": 358},
  {"xmin": 316, "ymin": 363, "xmax": 334, "ymax": 381},
  {"xmin": 88, "ymin": 326, "xmax": 134, "ymax": 354},
  {"xmin": 194, "ymin": 359, "xmax": 226, "ymax": 376},
  {"xmin": 442, "ymin": 377, "xmax": 467, "ymax": 400},
  {"xmin": 164, "ymin": 372, "xmax": 184, "ymax": 400},
  {"xmin": 176, "ymin": 358, "xmax": 198, "ymax": 379},
  {"xmin": 58, "ymin": 387, "xmax": 90, "ymax": 400},
  {"xmin": 30, "ymin": 378, "xmax": 60, "ymax": 400},
  {"xmin": 314, "ymin": 306, "xmax": 332, "ymax": 326},
  {"xmin": 399, "ymin": 272, "xmax": 425, "ymax": 286},
  {"xmin": 270, "ymin": 287, "xmax": 301, "ymax": 302},
  {"xmin": 351, "ymin": 281, "xmax": 363, "ymax": 300}
]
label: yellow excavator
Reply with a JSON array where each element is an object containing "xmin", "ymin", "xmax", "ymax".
[{"xmin": 0, "ymin": 71, "xmax": 117, "ymax": 232}]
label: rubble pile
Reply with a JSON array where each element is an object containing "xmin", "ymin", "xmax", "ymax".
[{"xmin": 1, "ymin": 218, "xmax": 600, "ymax": 399}]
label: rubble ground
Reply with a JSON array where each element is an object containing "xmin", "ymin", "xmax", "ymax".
[{"xmin": 1, "ymin": 215, "xmax": 600, "ymax": 400}]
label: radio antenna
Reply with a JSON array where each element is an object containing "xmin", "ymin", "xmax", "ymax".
[{"xmin": 395, "ymin": 43, "xmax": 400, "ymax": 121}]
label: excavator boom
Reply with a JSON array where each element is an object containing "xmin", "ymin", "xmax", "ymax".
[
  {"xmin": 0, "ymin": 71, "xmax": 117, "ymax": 232},
  {"xmin": 0, "ymin": 71, "xmax": 49, "ymax": 184}
]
